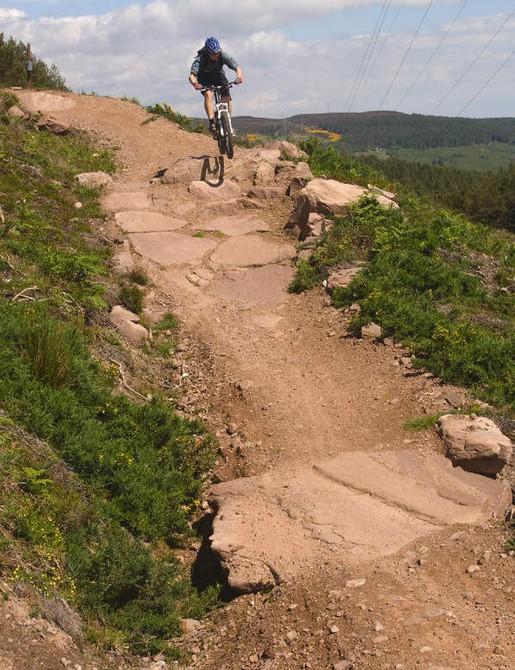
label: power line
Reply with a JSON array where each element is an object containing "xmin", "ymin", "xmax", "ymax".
[
  {"xmin": 345, "ymin": 0, "xmax": 393, "ymax": 113},
  {"xmin": 377, "ymin": 0, "xmax": 435, "ymax": 111},
  {"xmin": 365, "ymin": 1, "xmax": 403, "ymax": 92},
  {"xmin": 457, "ymin": 47, "xmax": 515, "ymax": 116},
  {"xmin": 430, "ymin": 9, "xmax": 515, "ymax": 114},
  {"xmin": 396, "ymin": 0, "xmax": 469, "ymax": 109}
]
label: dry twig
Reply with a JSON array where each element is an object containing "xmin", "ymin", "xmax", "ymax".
[
  {"xmin": 109, "ymin": 357, "xmax": 148, "ymax": 401},
  {"xmin": 12, "ymin": 286, "xmax": 39, "ymax": 302}
]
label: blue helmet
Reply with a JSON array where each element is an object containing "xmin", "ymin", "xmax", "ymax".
[{"xmin": 205, "ymin": 36, "xmax": 221, "ymax": 54}]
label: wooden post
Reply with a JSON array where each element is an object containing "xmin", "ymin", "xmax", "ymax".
[{"xmin": 26, "ymin": 43, "xmax": 33, "ymax": 88}]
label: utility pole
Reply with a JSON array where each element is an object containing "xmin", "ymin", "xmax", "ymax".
[{"xmin": 26, "ymin": 43, "xmax": 33, "ymax": 88}]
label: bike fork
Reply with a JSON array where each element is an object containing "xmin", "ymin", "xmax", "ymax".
[{"xmin": 216, "ymin": 103, "xmax": 233, "ymax": 136}]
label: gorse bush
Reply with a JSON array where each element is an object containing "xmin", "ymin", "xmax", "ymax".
[
  {"xmin": 1, "ymin": 420, "xmax": 218, "ymax": 656},
  {"xmin": 291, "ymin": 143, "xmax": 514, "ymax": 410},
  {"xmin": 0, "ymin": 301, "xmax": 215, "ymax": 544},
  {"xmin": 145, "ymin": 102, "xmax": 204, "ymax": 133},
  {"xmin": 0, "ymin": 98, "xmax": 218, "ymax": 655},
  {"xmin": 299, "ymin": 137, "xmax": 386, "ymax": 187}
]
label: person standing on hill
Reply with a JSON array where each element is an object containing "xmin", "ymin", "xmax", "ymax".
[
  {"xmin": 189, "ymin": 37, "xmax": 243, "ymax": 134},
  {"xmin": 25, "ymin": 44, "xmax": 33, "ymax": 88}
]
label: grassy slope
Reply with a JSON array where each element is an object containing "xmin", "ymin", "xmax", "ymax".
[
  {"xmin": 0, "ymin": 91, "xmax": 217, "ymax": 659},
  {"xmin": 291, "ymin": 140, "xmax": 514, "ymax": 417}
]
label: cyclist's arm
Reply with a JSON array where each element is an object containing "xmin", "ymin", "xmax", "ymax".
[
  {"xmin": 234, "ymin": 66, "xmax": 243, "ymax": 84},
  {"xmin": 189, "ymin": 54, "xmax": 201, "ymax": 86},
  {"xmin": 221, "ymin": 53, "xmax": 243, "ymax": 84}
]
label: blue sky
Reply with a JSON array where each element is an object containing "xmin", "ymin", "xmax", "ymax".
[{"xmin": 2, "ymin": 1, "xmax": 514, "ymax": 118}]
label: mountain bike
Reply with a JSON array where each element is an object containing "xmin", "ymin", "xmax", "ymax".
[{"xmin": 200, "ymin": 82, "xmax": 238, "ymax": 159}]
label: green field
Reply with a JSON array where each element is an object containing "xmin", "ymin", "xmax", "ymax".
[{"xmin": 386, "ymin": 142, "xmax": 515, "ymax": 172}]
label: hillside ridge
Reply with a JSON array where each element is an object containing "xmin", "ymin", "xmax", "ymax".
[{"xmin": 230, "ymin": 110, "xmax": 515, "ymax": 155}]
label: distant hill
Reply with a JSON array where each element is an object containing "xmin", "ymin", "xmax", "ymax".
[{"xmin": 232, "ymin": 110, "xmax": 515, "ymax": 153}]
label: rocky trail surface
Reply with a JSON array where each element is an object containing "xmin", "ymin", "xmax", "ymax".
[{"xmin": 2, "ymin": 91, "xmax": 513, "ymax": 670}]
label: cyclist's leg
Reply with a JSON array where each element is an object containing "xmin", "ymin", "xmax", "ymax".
[
  {"xmin": 203, "ymin": 91, "xmax": 215, "ymax": 120},
  {"xmin": 198, "ymin": 73, "xmax": 216, "ymax": 124}
]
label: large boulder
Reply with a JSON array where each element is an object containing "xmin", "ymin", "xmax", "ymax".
[
  {"xmin": 286, "ymin": 178, "xmax": 397, "ymax": 240},
  {"xmin": 286, "ymin": 161, "xmax": 314, "ymax": 195},
  {"xmin": 204, "ymin": 449, "xmax": 511, "ymax": 594},
  {"xmin": 437, "ymin": 414, "xmax": 513, "ymax": 476},
  {"xmin": 161, "ymin": 156, "xmax": 222, "ymax": 185},
  {"xmin": 263, "ymin": 140, "xmax": 307, "ymax": 160},
  {"xmin": 36, "ymin": 114, "xmax": 71, "ymax": 135}
]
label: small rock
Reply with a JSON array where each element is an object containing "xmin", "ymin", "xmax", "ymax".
[
  {"xmin": 333, "ymin": 662, "xmax": 352, "ymax": 670},
  {"xmin": 361, "ymin": 322, "xmax": 382, "ymax": 340},
  {"xmin": 345, "ymin": 578, "xmax": 366, "ymax": 588},
  {"xmin": 374, "ymin": 635, "xmax": 389, "ymax": 644},
  {"xmin": 328, "ymin": 624, "xmax": 340, "ymax": 634},
  {"xmin": 179, "ymin": 618, "xmax": 202, "ymax": 633},
  {"xmin": 75, "ymin": 171, "xmax": 113, "ymax": 188},
  {"xmin": 466, "ymin": 564, "xmax": 481, "ymax": 574},
  {"xmin": 478, "ymin": 550, "xmax": 492, "ymax": 564}
]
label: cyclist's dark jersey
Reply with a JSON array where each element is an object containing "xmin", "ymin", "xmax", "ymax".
[{"xmin": 190, "ymin": 47, "xmax": 239, "ymax": 78}]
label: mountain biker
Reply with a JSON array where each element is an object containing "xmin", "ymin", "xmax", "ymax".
[{"xmin": 189, "ymin": 37, "xmax": 243, "ymax": 135}]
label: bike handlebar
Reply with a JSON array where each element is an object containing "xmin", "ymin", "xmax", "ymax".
[{"xmin": 198, "ymin": 81, "xmax": 240, "ymax": 93}]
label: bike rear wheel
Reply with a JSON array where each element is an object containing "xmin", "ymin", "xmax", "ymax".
[{"xmin": 220, "ymin": 111, "xmax": 233, "ymax": 159}]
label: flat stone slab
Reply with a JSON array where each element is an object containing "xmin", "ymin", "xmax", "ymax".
[
  {"xmin": 103, "ymin": 191, "xmax": 150, "ymax": 212},
  {"xmin": 208, "ymin": 265, "xmax": 294, "ymax": 305},
  {"xmin": 196, "ymin": 213, "xmax": 269, "ymax": 237},
  {"xmin": 207, "ymin": 450, "xmax": 511, "ymax": 593},
  {"xmin": 129, "ymin": 231, "xmax": 217, "ymax": 266},
  {"xmin": 210, "ymin": 235, "xmax": 294, "ymax": 268},
  {"xmin": 115, "ymin": 210, "xmax": 187, "ymax": 233},
  {"xmin": 189, "ymin": 180, "xmax": 242, "ymax": 201}
]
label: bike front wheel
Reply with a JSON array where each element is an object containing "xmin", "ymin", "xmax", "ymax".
[
  {"xmin": 220, "ymin": 111, "xmax": 234, "ymax": 159},
  {"xmin": 216, "ymin": 121, "xmax": 226, "ymax": 156}
]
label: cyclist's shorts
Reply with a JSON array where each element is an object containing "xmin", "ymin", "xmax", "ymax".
[{"xmin": 198, "ymin": 71, "xmax": 231, "ymax": 98}]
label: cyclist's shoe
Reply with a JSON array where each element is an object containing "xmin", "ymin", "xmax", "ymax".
[{"xmin": 208, "ymin": 120, "xmax": 217, "ymax": 136}]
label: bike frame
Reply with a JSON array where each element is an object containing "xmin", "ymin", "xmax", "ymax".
[{"xmin": 201, "ymin": 82, "xmax": 235, "ymax": 139}]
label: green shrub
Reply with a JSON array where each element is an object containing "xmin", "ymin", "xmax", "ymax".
[
  {"xmin": 299, "ymin": 137, "xmax": 386, "ymax": 187},
  {"xmin": 288, "ymin": 258, "xmax": 324, "ymax": 293},
  {"xmin": 119, "ymin": 283, "xmax": 144, "ymax": 314},
  {"xmin": 292, "ymin": 188, "xmax": 514, "ymax": 411},
  {"xmin": 145, "ymin": 103, "xmax": 204, "ymax": 133}
]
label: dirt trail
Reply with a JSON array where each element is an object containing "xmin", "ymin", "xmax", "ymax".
[{"xmin": 8, "ymin": 91, "xmax": 514, "ymax": 670}]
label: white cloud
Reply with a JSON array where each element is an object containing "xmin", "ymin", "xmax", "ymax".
[
  {"xmin": 0, "ymin": 8, "xmax": 27, "ymax": 19},
  {"xmin": 1, "ymin": 2, "xmax": 514, "ymax": 118}
]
